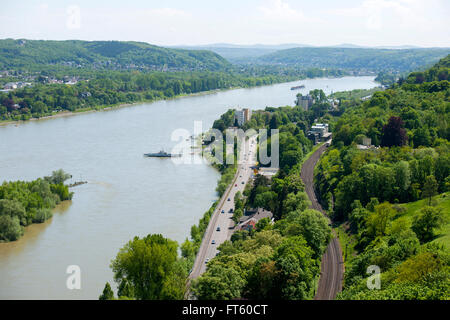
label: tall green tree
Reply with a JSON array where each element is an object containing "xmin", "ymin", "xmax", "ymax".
[
  {"xmin": 272, "ymin": 236, "xmax": 317, "ymax": 299},
  {"xmin": 422, "ymin": 175, "xmax": 438, "ymax": 205},
  {"xmin": 0, "ymin": 215, "xmax": 23, "ymax": 241},
  {"xmin": 110, "ymin": 234, "xmax": 181, "ymax": 300},
  {"xmin": 191, "ymin": 263, "xmax": 246, "ymax": 300},
  {"xmin": 412, "ymin": 206, "xmax": 444, "ymax": 243},
  {"xmin": 99, "ymin": 282, "xmax": 114, "ymax": 300},
  {"xmin": 381, "ymin": 116, "xmax": 408, "ymax": 147}
]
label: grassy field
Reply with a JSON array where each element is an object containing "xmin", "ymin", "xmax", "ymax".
[
  {"xmin": 396, "ymin": 192, "xmax": 450, "ymax": 248},
  {"xmin": 336, "ymin": 223, "xmax": 357, "ymax": 267},
  {"xmin": 335, "ymin": 192, "xmax": 449, "ymax": 272}
]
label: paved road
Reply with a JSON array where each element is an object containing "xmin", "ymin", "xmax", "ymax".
[
  {"xmin": 300, "ymin": 142, "xmax": 344, "ymax": 300},
  {"xmin": 189, "ymin": 135, "xmax": 258, "ymax": 282}
]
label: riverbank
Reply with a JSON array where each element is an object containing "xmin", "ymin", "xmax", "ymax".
[
  {"xmin": 0, "ymin": 84, "xmax": 268, "ymax": 126},
  {"xmin": 0, "ymin": 74, "xmax": 361, "ymax": 127}
]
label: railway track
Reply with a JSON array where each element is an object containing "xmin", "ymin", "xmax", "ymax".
[{"xmin": 300, "ymin": 142, "xmax": 344, "ymax": 300}]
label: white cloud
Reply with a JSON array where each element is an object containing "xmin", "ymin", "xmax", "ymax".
[
  {"xmin": 258, "ymin": 0, "xmax": 305, "ymax": 21},
  {"xmin": 332, "ymin": 0, "xmax": 438, "ymax": 30}
]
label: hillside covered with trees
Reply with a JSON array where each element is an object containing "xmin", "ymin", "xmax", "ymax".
[
  {"xmin": 193, "ymin": 55, "xmax": 450, "ymax": 300},
  {"xmin": 254, "ymin": 47, "xmax": 450, "ymax": 73},
  {"xmin": 314, "ymin": 55, "xmax": 450, "ymax": 299},
  {"xmin": 0, "ymin": 39, "xmax": 231, "ymax": 72}
]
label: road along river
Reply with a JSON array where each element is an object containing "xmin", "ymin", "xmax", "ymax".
[
  {"xmin": 189, "ymin": 135, "xmax": 258, "ymax": 281},
  {"xmin": 0, "ymin": 76, "xmax": 377, "ymax": 299}
]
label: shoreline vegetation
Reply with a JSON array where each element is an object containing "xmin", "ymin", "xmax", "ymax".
[
  {"xmin": 181, "ymin": 146, "xmax": 238, "ymax": 271},
  {"xmin": 0, "ymin": 70, "xmax": 348, "ymax": 126},
  {"xmin": 0, "ymin": 85, "xmax": 241, "ymax": 126},
  {"xmin": 0, "ymin": 87, "xmax": 219, "ymax": 126},
  {"xmin": 100, "ymin": 138, "xmax": 240, "ymax": 300},
  {"xmin": 0, "ymin": 169, "xmax": 73, "ymax": 242},
  {"xmin": 102, "ymin": 100, "xmax": 335, "ymax": 299}
]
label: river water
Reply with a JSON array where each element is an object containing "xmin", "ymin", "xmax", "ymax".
[{"xmin": 0, "ymin": 76, "xmax": 377, "ymax": 299}]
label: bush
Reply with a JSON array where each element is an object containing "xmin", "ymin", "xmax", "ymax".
[
  {"xmin": 0, "ymin": 215, "xmax": 23, "ymax": 241},
  {"xmin": 33, "ymin": 208, "xmax": 53, "ymax": 223}
]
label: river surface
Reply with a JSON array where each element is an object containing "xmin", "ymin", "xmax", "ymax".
[{"xmin": 0, "ymin": 76, "xmax": 377, "ymax": 299}]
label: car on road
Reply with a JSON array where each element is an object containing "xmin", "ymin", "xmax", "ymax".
[
  {"xmin": 221, "ymin": 210, "xmax": 224, "ymax": 213},
  {"xmin": 227, "ymin": 198, "xmax": 231, "ymax": 201},
  {"xmin": 235, "ymin": 184, "xmax": 237, "ymax": 187},
  {"xmin": 241, "ymin": 181, "xmax": 244, "ymax": 184},
  {"xmin": 216, "ymin": 227, "xmax": 221, "ymax": 231},
  {"xmin": 229, "ymin": 208, "xmax": 233, "ymax": 213},
  {"xmin": 211, "ymin": 240, "xmax": 216, "ymax": 244},
  {"xmin": 205, "ymin": 258, "xmax": 209, "ymax": 264}
]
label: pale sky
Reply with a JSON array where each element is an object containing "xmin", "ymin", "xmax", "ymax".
[{"xmin": 0, "ymin": 0, "xmax": 449, "ymax": 47}]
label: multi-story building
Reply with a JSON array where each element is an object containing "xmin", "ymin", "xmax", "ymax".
[
  {"xmin": 235, "ymin": 108, "xmax": 252, "ymax": 126},
  {"xmin": 308, "ymin": 123, "xmax": 331, "ymax": 144},
  {"xmin": 296, "ymin": 94, "xmax": 314, "ymax": 110},
  {"xmin": 310, "ymin": 123, "xmax": 329, "ymax": 136}
]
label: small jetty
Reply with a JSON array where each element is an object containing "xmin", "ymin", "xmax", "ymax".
[{"xmin": 68, "ymin": 181, "xmax": 88, "ymax": 188}]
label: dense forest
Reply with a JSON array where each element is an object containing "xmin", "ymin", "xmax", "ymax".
[
  {"xmin": 0, "ymin": 39, "xmax": 231, "ymax": 72},
  {"xmin": 254, "ymin": 47, "xmax": 450, "ymax": 73},
  {"xmin": 314, "ymin": 55, "xmax": 450, "ymax": 299},
  {"xmin": 0, "ymin": 170, "xmax": 73, "ymax": 242},
  {"xmin": 0, "ymin": 68, "xmax": 346, "ymax": 122}
]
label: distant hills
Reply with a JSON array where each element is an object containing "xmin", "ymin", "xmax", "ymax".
[
  {"xmin": 173, "ymin": 44, "xmax": 450, "ymax": 71},
  {"xmin": 1, "ymin": 39, "xmax": 448, "ymax": 75},
  {"xmin": 254, "ymin": 47, "xmax": 450, "ymax": 72},
  {"xmin": 0, "ymin": 39, "xmax": 231, "ymax": 72},
  {"xmin": 176, "ymin": 43, "xmax": 431, "ymax": 50},
  {"xmin": 327, "ymin": 43, "xmax": 422, "ymax": 49}
]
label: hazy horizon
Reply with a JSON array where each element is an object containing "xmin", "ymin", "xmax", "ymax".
[{"xmin": 0, "ymin": 39, "xmax": 448, "ymax": 50}]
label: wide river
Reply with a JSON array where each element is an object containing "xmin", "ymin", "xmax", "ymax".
[{"xmin": 0, "ymin": 76, "xmax": 377, "ymax": 299}]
